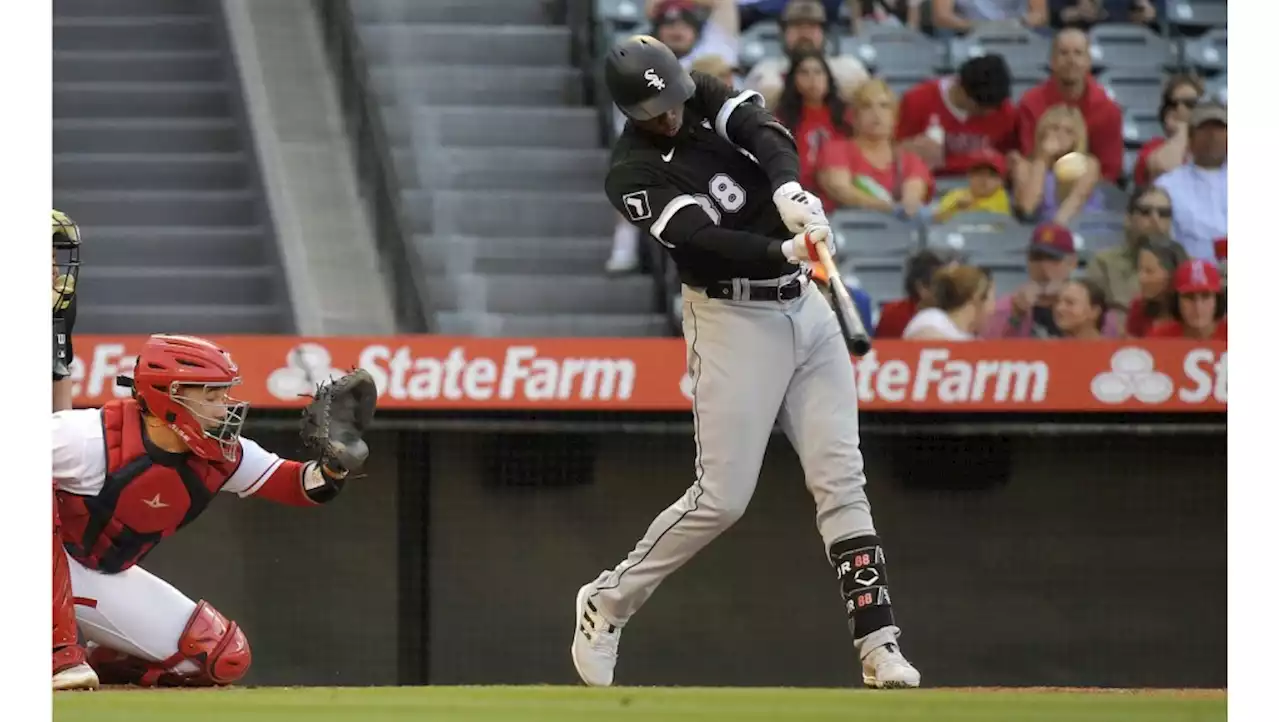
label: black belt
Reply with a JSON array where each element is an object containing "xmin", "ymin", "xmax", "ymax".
[{"xmin": 704, "ymin": 276, "xmax": 805, "ymax": 302}]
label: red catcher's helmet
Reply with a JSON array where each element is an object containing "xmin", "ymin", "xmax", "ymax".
[{"xmin": 130, "ymin": 334, "xmax": 248, "ymax": 462}]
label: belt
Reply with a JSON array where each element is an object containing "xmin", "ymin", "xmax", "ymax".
[{"xmin": 704, "ymin": 274, "xmax": 806, "ymax": 302}]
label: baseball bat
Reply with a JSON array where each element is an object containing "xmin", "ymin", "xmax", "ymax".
[{"xmin": 811, "ymin": 236, "xmax": 873, "ymax": 357}]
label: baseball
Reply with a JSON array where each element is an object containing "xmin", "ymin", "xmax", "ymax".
[{"xmin": 1053, "ymin": 152, "xmax": 1089, "ymax": 184}]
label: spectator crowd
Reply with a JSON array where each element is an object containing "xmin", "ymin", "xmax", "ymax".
[{"xmin": 600, "ymin": 0, "xmax": 1226, "ymax": 342}]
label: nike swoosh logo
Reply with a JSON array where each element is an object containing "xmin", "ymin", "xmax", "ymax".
[{"xmin": 661, "ymin": 149, "xmax": 674, "ymax": 162}]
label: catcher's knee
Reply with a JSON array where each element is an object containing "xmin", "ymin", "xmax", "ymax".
[
  {"xmin": 178, "ymin": 600, "xmax": 252, "ymax": 685},
  {"xmin": 87, "ymin": 601, "xmax": 251, "ymax": 687}
]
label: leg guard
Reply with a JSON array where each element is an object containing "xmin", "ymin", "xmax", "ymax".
[
  {"xmin": 53, "ymin": 483, "xmax": 87, "ymax": 676},
  {"xmin": 830, "ymin": 535, "xmax": 896, "ymax": 640},
  {"xmin": 88, "ymin": 600, "xmax": 252, "ymax": 687}
]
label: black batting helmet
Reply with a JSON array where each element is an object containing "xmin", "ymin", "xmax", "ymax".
[{"xmin": 604, "ymin": 35, "xmax": 695, "ymax": 121}]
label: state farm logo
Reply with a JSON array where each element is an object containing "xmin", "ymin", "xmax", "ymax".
[
  {"xmin": 1090, "ymin": 347, "xmax": 1227, "ymax": 406},
  {"xmin": 1090, "ymin": 348, "xmax": 1174, "ymax": 404},
  {"xmin": 268, "ymin": 343, "xmax": 346, "ymax": 400}
]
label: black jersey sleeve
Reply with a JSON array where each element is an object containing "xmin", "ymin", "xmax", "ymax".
[
  {"xmin": 605, "ymin": 161, "xmax": 788, "ymax": 264},
  {"xmin": 689, "ymin": 71, "xmax": 801, "ymax": 191}
]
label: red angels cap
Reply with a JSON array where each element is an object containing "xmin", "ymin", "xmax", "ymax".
[
  {"xmin": 654, "ymin": 0, "xmax": 701, "ymax": 24},
  {"xmin": 1028, "ymin": 223, "xmax": 1077, "ymax": 258},
  {"xmin": 966, "ymin": 149, "xmax": 1007, "ymax": 177},
  {"xmin": 1213, "ymin": 237, "xmax": 1227, "ymax": 261},
  {"xmin": 1173, "ymin": 259, "xmax": 1223, "ymax": 294}
]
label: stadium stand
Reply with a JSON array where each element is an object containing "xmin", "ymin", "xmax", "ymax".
[
  {"xmin": 356, "ymin": 0, "xmax": 668, "ymax": 337},
  {"xmin": 49, "ymin": 0, "xmax": 1224, "ymax": 341},
  {"xmin": 52, "ymin": 0, "xmax": 292, "ymax": 334}
]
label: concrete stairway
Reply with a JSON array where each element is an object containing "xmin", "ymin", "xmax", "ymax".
[
  {"xmin": 52, "ymin": 0, "xmax": 292, "ymax": 334},
  {"xmin": 355, "ymin": 0, "xmax": 666, "ymax": 337}
]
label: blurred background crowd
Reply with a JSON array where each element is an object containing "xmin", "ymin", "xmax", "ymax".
[
  {"xmin": 597, "ymin": 0, "xmax": 1227, "ymax": 344},
  {"xmin": 52, "ymin": 0, "xmax": 1226, "ymax": 346}
]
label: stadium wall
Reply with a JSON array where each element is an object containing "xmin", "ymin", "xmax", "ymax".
[{"xmin": 139, "ymin": 423, "xmax": 1226, "ymax": 689}]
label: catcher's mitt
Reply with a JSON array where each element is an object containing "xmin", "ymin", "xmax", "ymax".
[{"xmin": 299, "ymin": 368, "xmax": 378, "ymax": 476}]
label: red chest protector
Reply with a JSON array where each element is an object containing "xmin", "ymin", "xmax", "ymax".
[{"xmin": 57, "ymin": 399, "xmax": 240, "ymax": 574}]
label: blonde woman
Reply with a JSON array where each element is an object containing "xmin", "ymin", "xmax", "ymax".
[
  {"xmin": 902, "ymin": 264, "xmax": 996, "ymax": 341},
  {"xmin": 816, "ymin": 79, "xmax": 933, "ymax": 220},
  {"xmin": 1011, "ymin": 103, "xmax": 1103, "ymax": 226}
]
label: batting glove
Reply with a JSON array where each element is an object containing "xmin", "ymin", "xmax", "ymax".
[
  {"xmin": 780, "ymin": 223, "xmax": 832, "ymax": 264},
  {"xmin": 773, "ymin": 181, "xmax": 828, "ymax": 234}
]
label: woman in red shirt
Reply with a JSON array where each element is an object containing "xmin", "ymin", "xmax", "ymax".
[
  {"xmin": 1148, "ymin": 259, "xmax": 1228, "ymax": 341},
  {"xmin": 772, "ymin": 49, "xmax": 854, "ymax": 212},
  {"xmin": 1133, "ymin": 74, "xmax": 1203, "ymax": 187},
  {"xmin": 816, "ymin": 78, "xmax": 933, "ymax": 219},
  {"xmin": 1125, "ymin": 238, "xmax": 1188, "ymax": 338}
]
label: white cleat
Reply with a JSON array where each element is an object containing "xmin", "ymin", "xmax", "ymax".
[
  {"xmin": 52, "ymin": 663, "xmax": 100, "ymax": 692},
  {"xmin": 571, "ymin": 584, "xmax": 622, "ymax": 687},
  {"xmin": 861, "ymin": 642, "xmax": 921, "ymax": 689}
]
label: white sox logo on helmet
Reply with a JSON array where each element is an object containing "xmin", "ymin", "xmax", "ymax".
[{"xmin": 644, "ymin": 68, "xmax": 666, "ymax": 90}]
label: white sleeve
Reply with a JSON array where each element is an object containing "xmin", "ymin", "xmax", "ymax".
[
  {"xmin": 221, "ymin": 436, "xmax": 288, "ymax": 497},
  {"xmin": 53, "ymin": 409, "xmax": 107, "ymax": 496},
  {"xmin": 692, "ymin": 23, "xmax": 740, "ymax": 67}
]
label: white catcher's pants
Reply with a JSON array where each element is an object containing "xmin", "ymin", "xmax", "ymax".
[{"xmin": 67, "ymin": 550, "xmax": 202, "ymax": 674}]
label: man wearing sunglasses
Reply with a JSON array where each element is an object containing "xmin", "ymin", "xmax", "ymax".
[
  {"xmin": 1084, "ymin": 185, "xmax": 1174, "ymax": 322},
  {"xmin": 1155, "ymin": 103, "xmax": 1228, "ymax": 262}
]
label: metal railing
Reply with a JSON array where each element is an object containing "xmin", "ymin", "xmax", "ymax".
[{"xmin": 315, "ymin": 0, "xmax": 430, "ymax": 333}]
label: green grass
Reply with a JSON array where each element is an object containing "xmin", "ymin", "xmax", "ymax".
[{"xmin": 54, "ymin": 685, "xmax": 1227, "ymax": 722}]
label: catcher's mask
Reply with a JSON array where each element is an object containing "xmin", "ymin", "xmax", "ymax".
[
  {"xmin": 126, "ymin": 334, "xmax": 249, "ymax": 462},
  {"xmin": 52, "ymin": 209, "xmax": 81, "ymax": 313}
]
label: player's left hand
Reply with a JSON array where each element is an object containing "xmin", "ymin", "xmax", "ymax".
[
  {"xmin": 773, "ymin": 181, "xmax": 828, "ymax": 234},
  {"xmin": 299, "ymin": 368, "xmax": 378, "ymax": 476}
]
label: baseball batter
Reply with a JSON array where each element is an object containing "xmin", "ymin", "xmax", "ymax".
[
  {"xmin": 570, "ymin": 36, "xmax": 920, "ymax": 689},
  {"xmin": 51, "ymin": 334, "xmax": 375, "ymax": 689}
]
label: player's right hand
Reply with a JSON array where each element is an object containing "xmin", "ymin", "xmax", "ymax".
[{"xmin": 773, "ymin": 182, "xmax": 828, "ymax": 234}]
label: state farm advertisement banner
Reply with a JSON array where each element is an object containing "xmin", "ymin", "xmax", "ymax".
[{"xmin": 67, "ymin": 336, "xmax": 1226, "ymax": 413}]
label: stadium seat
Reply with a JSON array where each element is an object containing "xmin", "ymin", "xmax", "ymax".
[
  {"xmin": 925, "ymin": 212, "xmax": 1030, "ymax": 263},
  {"xmin": 1011, "ymin": 79, "xmax": 1040, "ymax": 103},
  {"xmin": 951, "ymin": 34, "xmax": 1049, "ymax": 80},
  {"xmin": 1088, "ymin": 24, "xmax": 1172, "ymax": 74},
  {"xmin": 1123, "ymin": 149, "xmax": 1138, "ymax": 181},
  {"xmin": 842, "ymin": 33, "xmax": 946, "ymax": 75},
  {"xmin": 933, "ymin": 175, "xmax": 968, "ymax": 198},
  {"xmin": 1202, "ymin": 74, "xmax": 1226, "ymax": 105},
  {"xmin": 742, "ymin": 19, "xmax": 782, "ymax": 44},
  {"xmin": 882, "ymin": 71, "xmax": 933, "ymax": 99},
  {"xmin": 1123, "ymin": 113, "xmax": 1163, "ymax": 149},
  {"xmin": 987, "ymin": 265, "xmax": 1027, "ymax": 298},
  {"xmin": 1095, "ymin": 181, "xmax": 1129, "ymax": 212},
  {"xmin": 738, "ymin": 37, "xmax": 783, "ymax": 72},
  {"xmin": 1071, "ymin": 211, "xmax": 1126, "ymax": 253},
  {"xmin": 1183, "ymin": 29, "xmax": 1227, "ymax": 75},
  {"xmin": 843, "ymin": 262, "xmax": 905, "ymax": 310},
  {"xmin": 829, "ymin": 209, "xmax": 922, "ymax": 263},
  {"xmin": 596, "ymin": 0, "xmax": 644, "ymax": 28},
  {"xmin": 1166, "ymin": 0, "xmax": 1228, "ymax": 32},
  {"xmin": 1098, "ymin": 74, "xmax": 1163, "ymax": 116}
]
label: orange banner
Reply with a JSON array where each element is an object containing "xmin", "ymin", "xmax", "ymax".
[{"xmin": 67, "ymin": 336, "xmax": 1226, "ymax": 413}]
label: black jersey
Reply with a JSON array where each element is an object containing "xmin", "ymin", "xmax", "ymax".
[{"xmin": 605, "ymin": 72, "xmax": 799, "ymax": 287}]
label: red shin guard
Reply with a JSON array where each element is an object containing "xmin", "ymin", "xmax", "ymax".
[
  {"xmin": 53, "ymin": 484, "xmax": 87, "ymax": 676},
  {"xmin": 87, "ymin": 600, "xmax": 252, "ymax": 687}
]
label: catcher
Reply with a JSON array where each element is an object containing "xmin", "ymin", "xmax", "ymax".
[{"xmin": 51, "ymin": 333, "xmax": 376, "ymax": 689}]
